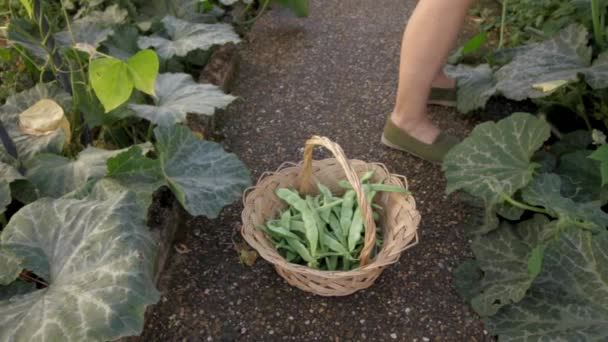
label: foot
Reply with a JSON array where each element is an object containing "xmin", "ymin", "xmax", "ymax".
[
  {"xmin": 382, "ymin": 115, "xmax": 460, "ymax": 164},
  {"xmin": 390, "ymin": 114, "xmax": 440, "ymax": 145}
]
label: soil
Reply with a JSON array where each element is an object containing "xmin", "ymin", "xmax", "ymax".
[{"xmin": 140, "ymin": 1, "xmax": 495, "ymax": 341}]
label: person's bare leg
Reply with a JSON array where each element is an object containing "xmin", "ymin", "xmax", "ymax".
[{"xmin": 391, "ymin": 0, "xmax": 475, "ymax": 144}]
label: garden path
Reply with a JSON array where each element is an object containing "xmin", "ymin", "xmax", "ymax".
[{"xmin": 141, "ymin": 1, "xmax": 487, "ymax": 340}]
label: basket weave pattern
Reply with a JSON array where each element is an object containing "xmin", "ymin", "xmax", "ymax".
[{"xmin": 241, "ymin": 137, "xmax": 421, "ymax": 296}]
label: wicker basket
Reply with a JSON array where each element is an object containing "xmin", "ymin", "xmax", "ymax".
[{"xmin": 241, "ymin": 136, "xmax": 420, "ymax": 296}]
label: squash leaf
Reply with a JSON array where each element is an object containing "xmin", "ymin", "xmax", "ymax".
[
  {"xmin": 128, "ymin": 73, "xmax": 235, "ymax": 126},
  {"xmin": 0, "ymin": 192, "xmax": 159, "ymax": 341},
  {"xmin": 137, "ymin": 16, "xmax": 240, "ymax": 59}
]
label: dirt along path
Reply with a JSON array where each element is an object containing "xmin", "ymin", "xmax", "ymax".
[{"xmin": 141, "ymin": 1, "xmax": 488, "ymax": 341}]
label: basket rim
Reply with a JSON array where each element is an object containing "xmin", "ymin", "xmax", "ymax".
[{"xmin": 241, "ymin": 157, "xmax": 420, "ymax": 278}]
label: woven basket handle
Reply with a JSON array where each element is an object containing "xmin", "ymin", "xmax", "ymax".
[{"xmin": 298, "ymin": 136, "xmax": 377, "ymax": 266}]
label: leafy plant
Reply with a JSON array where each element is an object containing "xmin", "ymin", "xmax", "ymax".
[
  {"xmin": 0, "ymin": 0, "xmax": 253, "ymax": 339},
  {"xmin": 448, "ymin": 24, "xmax": 608, "ymax": 129},
  {"xmin": 443, "ymin": 112, "xmax": 608, "ymax": 340},
  {"xmin": 260, "ymin": 171, "xmax": 407, "ymax": 271}
]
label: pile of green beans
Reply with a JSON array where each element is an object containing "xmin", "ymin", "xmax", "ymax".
[{"xmin": 259, "ymin": 171, "xmax": 409, "ymax": 271}]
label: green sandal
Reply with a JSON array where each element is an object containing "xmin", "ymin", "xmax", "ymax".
[
  {"xmin": 428, "ymin": 86, "xmax": 457, "ymax": 107},
  {"xmin": 381, "ymin": 119, "xmax": 460, "ymax": 164}
]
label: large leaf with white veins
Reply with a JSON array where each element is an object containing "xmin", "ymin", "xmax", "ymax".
[
  {"xmin": 495, "ymin": 24, "xmax": 608, "ymax": 100},
  {"xmin": 54, "ymin": 5, "xmax": 123, "ymax": 49},
  {"xmin": 0, "ymin": 247, "xmax": 21, "ymax": 285},
  {"xmin": 26, "ymin": 146, "xmax": 136, "ymax": 198},
  {"xmin": 0, "ymin": 192, "xmax": 159, "ymax": 341},
  {"xmin": 445, "ymin": 64, "xmax": 497, "ymax": 114},
  {"xmin": 106, "ymin": 125, "xmax": 250, "ymax": 217},
  {"xmin": 465, "ymin": 220, "xmax": 543, "ymax": 316},
  {"xmin": 137, "ymin": 16, "xmax": 240, "ymax": 59},
  {"xmin": 487, "ymin": 230, "xmax": 608, "ymax": 341},
  {"xmin": 155, "ymin": 125, "xmax": 251, "ymax": 217},
  {"xmin": 443, "ymin": 113, "xmax": 550, "ymax": 206},
  {"xmin": 129, "ymin": 73, "xmax": 235, "ymax": 126},
  {"xmin": 0, "ymin": 84, "xmax": 71, "ymax": 163},
  {"xmin": 521, "ymin": 173, "xmax": 608, "ymax": 231}
]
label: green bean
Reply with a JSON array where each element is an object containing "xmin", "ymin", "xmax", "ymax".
[
  {"xmin": 277, "ymin": 188, "xmax": 319, "ymax": 257},
  {"xmin": 280, "ymin": 210, "xmax": 291, "ymax": 229},
  {"xmin": 340, "ymin": 190, "xmax": 356, "ymax": 240},
  {"xmin": 267, "ymin": 222, "xmax": 302, "ymax": 241},
  {"xmin": 323, "ymin": 233, "xmax": 356, "ymax": 260},
  {"xmin": 285, "ymin": 237, "xmax": 317, "ymax": 268},
  {"xmin": 326, "ymin": 256, "xmax": 338, "ymax": 271},
  {"xmin": 360, "ymin": 170, "xmax": 376, "ymax": 183},
  {"xmin": 348, "ymin": 207, "xmax": 364, "ymax": 252},
  {"xmin": 328, "ymin": 212, "xmax": 345, "ymax": 245},
  {"xmin": 317, "ymin": 182, "xmax": 335, "ymax": 203},
  {"xmin": 339, "ymin": 180, "xmax": 409, "ymax": 194}
]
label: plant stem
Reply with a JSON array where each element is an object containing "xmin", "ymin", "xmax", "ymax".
[
  {"xmin": 591, "ymin": 0, "xmax": 606, "ymax": 49},
  {"xmin": 500, "ymin": 193, "xmax": 550, "ymax": 215},
  {"xmin": 146, "ymin": 122, "xmax": 154, "ymax": 141},
  {"xmin": 236, "ymin": 0, "xmax": 271, "ymax": 25},
  {"xmin": 498, "ymin": 0, "xmax": 508, "ymax": 49}
]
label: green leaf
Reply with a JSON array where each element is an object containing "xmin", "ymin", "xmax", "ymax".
[
  {"xmin": 74, "ymin": 4, "xmax": 129, "ymax": 26},
  {"xmin": 516, "ymin": 214, "xmax": 553, "ymax": 247},
  {"xmin": 126, "ymin": 49, "xmax": 159, "ymax": 96},
  {"xmin": 128, "ymin": 73, "xmax": 235, "ymax": 126},
  {"xmin": 467, "ymin": 221, "xmax": 541, "ymax": 316},
  {"xmin": 137, "ymin": 16, "xmax": 241, "ymax": 59},
  {"xmin": 589, "ymin": 144, "xmax": 608, "ymax": 183},
  {"xmin": 557, "ymin": 150, "xmax": 605, "ymax": 202},
  {"xmin": 453, "ymin": 260, "xmax": 483, "ymax": 302},
  {"xmin": 105, "ymin": 126, "xmax": 250, "ymax": 218},
  {"xmin": 589, "ymin": 144, "xmax": 608, "ymax": 161},
  {"xmin": 0, "ymin": 181, "xmax": 10, "ymax": 216},
  {"xmin": 0, "ymin": 192, "xmax": 159, "ymax": 341},
  {"xmin": 527, "ymin": 245, "xmax": 545, "ymax": 277},
  {"xmin": 154, "ymin": 125, "xmax": 251, "ymax": 217},
  {"xmin": 0, "ymin": 84, "xmax": 71, "ymax": 163},
  {"xmin": 54, "ymin": 22, "xmax": 114, "ymax": 49},
  {"xmin": 443, "ymin": 113, "xmax": 551, "ymax": 230},
  {"xmin": 0, "ymin": 247, "xmax": 22, "ymax": 285},
  {"xmin": 103, "ymin": 25, "xmax": 140, "ymax": 60},
  {"xmin": 584, "ymin": 50, "xmax": 608, "ymax": 89},
  {"xmin": 26, "ymin": 146, "xmax": 135, "ymax": 198},
  {"xmin": 487, "ymin": 230, "xmax": 608, "ymax": 340},
  {"xmin": 18, "ymin": 0, "xmax": 33, "ymax": 19},
  {"xmin": 273, "ymin": 0, "xmax": 308, "ymax": 17},
  {"xmin": 0, "ymin": 281, "xmax": 35, "ymax": 301},
  {"xmin": 0, "ymin": 161, "xmax": 24, "ymax": 211},
  {"xmin": 7, "ymin": 18, "xmax": 48, "ymax": 63},
  {"xmin": 495, "ymin": 24, "xmax": 608, "ymax": 100},
  {"xmin": 445, "ymin": 64, "xmax": 497, "ymax": 113},
  {"xmin": 551, "ymin": 130, "xmax": 591, "ymax": 157},
  {"xmin": 521, "ymin": 173, "xmax": 608, "ymax": 231},
  {"xmin": 106, "ymin": 146, "xmax": 165, "ymax": 209},
  {"xmin": 495, "ymin": 24, "xmax": 590, "ymax": 100},
  {"xmin": 89, "ymin": 57, "xmax": 133, "ymax": 112}
]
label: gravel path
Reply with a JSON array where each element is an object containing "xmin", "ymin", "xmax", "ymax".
[{"xmin": 141, "ymin": 1, "xmax": 488, "ymax": 341}]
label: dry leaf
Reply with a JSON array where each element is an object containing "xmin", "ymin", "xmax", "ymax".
[
  {"xmin": 174, "ymin": 243, "xmax": 191, "ymax": 254},
  {"xmin": 234, "ymin": 242, "xmax": 257, "ymax": 266},
  {"xmin": 532, "ymin": 80, "xmax": 569, "ymax": 93},
  {"xmin": 19, "ymin": 99, "xmax": 71, "ymax": 143}
]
